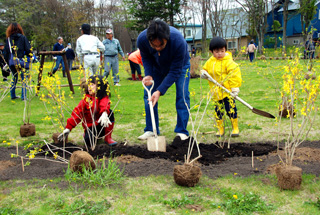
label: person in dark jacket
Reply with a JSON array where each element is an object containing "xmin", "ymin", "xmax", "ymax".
[
  {"xmin": 50, "ymin": 36, "xmax": 66, "ymax": 77},
  {"xmin": 3, "ymin": 23, "xmax": 31, "ymax": 100},
  {"xmin": 0, "ymin": 42, "xmax": 10, "ymax": 81},
  {"xmin": 65, "ymin": 43, "xmax": 75, "ymax": 71},
  {"xmin": 137, "ymin": 19, "xmax": 191, "ymax": 141}
]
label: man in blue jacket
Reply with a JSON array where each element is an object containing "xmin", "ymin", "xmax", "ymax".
[
  {"xmin": 137, "ymin": 19, "xmax": 190, "ymax": 141},
  {"xmin": 50, "ymin": 36, "xmax": 66, "ymax": 77}
]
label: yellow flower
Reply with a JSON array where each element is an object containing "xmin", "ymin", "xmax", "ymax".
[{"xmin": 233, "ymin": 195, "xmax": 238, "ymax": 199}]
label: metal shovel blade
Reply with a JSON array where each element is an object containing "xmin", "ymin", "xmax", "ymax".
[
  {"xmin": 147, "ymin": 136, "xmax": 166, "ymax": 152},
  {"xmin": 252, "ymin": 107, "xmax": 275, "ymax": 119}
]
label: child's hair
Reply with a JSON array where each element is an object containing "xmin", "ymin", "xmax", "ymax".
[
  {"xmin": 209, "ymin": 36, "xmax": 227, "ymax": 52},
  {"xmin": 88, "ymin": 75, "xmax": 110, "ymax": 99}
]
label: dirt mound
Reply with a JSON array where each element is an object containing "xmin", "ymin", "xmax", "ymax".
[
  {"xmin": 38, "ymin": 137, "xmax": 276, "ymax": 166},
  {"xmin": 0, "ymin": 160, "xmax": 17, "ymax": 172}
]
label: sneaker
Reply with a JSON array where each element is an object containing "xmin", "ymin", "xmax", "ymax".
[
  {"xmin": 115, "ymin": 83, "xmax": 121, "ymax": 86},
  {"xmin": 138, "ymin": 131, "xmax": 154, "ymax": 140},
  {"xmin": 11, "ymin": 96, "xmax": 20, "ymax": 100},
  {"xmin": 176, "ymin": 133, "xmax": 189, "ymax": 141}
]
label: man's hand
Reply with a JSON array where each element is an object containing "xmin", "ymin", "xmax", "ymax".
[
  {"xmin": 122, "ymin": 56, "xmax": 125, "ymax": 61},
  {"xmin": 150, "ymin": 90, "xmax": 161, "ymax": 107},
  {"xmin": 231, "ymin": 88, "xmax": 240, "ymax": 97},
  {"xmin": 142, "ymin": 75, "xmax": 153, "ymax": 86},
  {"xmin": 98, "ymin": 112, "xmax": 112, "ymax": 127},
  {"xmin": 53, "ymin": 56, "xmax": 57, "ymax": 60},
  {"xmin": 58, "ymin": 129, "xmax": 70, "ymax": 142},
  {"xmin": 200, "ymin": 70, "xmax": 208, "ymax": 79}
]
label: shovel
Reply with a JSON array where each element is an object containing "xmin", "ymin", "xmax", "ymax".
[
  {"xmin": 201, "ymin": 70, "xmax": 275, "ymax": 119},
  {"xmin": 142, "ymin": 81, "xmax": 166, "ymax": 152}
]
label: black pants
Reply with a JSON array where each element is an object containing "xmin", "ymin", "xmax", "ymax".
[
  {"xmin": 215, "ymin": 97, "xmax": 237, "ymax": 120},
  {"xmin": 83, "ymin": 111, "xmax": 114, "ymax": 145},
  {"xmin": 129, "ymin": 60, "xmax": 141, "ymax": 75}
]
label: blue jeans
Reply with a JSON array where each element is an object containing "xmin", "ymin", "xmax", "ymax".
[
  {"xmin": 10, "ymin": 66, "xmax": 28, "ymax": 100},
  {"xmin": 249, "ymin": 52, "xmax": 254, "ymax": 62},
  {"xmin": 53, "ymin": 56, "xmax": 65, "ymax": 75},
  {"xmin": 143, "ymin": 62, "xmax": 191, "ymax": 136},
  {"xmin": 104, "ymin": 56, "xmax": 119, "ymax": 84}
]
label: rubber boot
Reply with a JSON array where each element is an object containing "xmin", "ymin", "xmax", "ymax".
[
  {"xmin": 230, "ymin": 118, "xmax": 239, "ymax": 137},
  {"xmin": 131, "ymin": 74, "xmax": 136, "ymax": 81},
  {"xmin": 63, "ymin": 70, "xmax": 66, "ymax": 77},
  {"xmin": 216, "ymin": 120, "xmax": 224, "ymax": 137},
  {"xmin": 104, "ymin": 122, "xmax": 117, "ymax": 146},
  {"xmin": 138, "ymin": 74, "xmax": 143, "ymax": 81}
]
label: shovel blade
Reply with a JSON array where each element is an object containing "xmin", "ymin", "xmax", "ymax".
[
  {"xmin": 147, "ymin": 136, "xmax": 166, "ymax": 152},
  {"xmin": 252, "ymin": 108, "xmax": 275, "ymax": 119}
]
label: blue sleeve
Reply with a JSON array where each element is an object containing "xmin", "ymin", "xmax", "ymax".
[
  {"xmin": 137, "ymin": 31, "xmax": 153, "ymax": 77},
  {"xmin": 117, "ymin": 40, "xmax": 124, "ymax": 57}
]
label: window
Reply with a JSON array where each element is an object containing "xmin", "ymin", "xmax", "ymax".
[
  {"xmin": 228, "ymin": 41, "xmax": 236, "ymax": 49},
  {"xmin": 186, "ymin": 29, "xmax": 191, "ymax": 37},
  {"xmin": 293, "ymin": 39, "xmax": 300, "ymax": 45}
]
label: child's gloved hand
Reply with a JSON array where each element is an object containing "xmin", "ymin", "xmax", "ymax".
[
  {"xmin": 200, "ymin": 70, "xmax": 208, "ymax": 79},
  {"xmin": 58, "ymin": 129, "xmax": 70, "ymax": 142},
  {"xmin": 3, "ymin": 64, "xmax": 9, "ymax": 71},
  {"xmin": 231, "ymin": 88, "xmax": 240, "ymax": 96},
  {"xmin": 98, "ymin": 112, "xmax": 111, "ymax": 127}
]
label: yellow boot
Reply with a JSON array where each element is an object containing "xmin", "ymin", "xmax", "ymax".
[
  {"xmin": 230, "ymin": 118, "xmax": 239, "ymax": 137},
  {"xmin": 215, "ymin": 120, "xmax": 224, "ymax": 137}
]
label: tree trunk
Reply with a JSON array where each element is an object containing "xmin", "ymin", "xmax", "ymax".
[
  {"xmin": 282, "ymin": 0, "xmax": 289, "ymax": 54},
  {"xmin": 201, "ymin": 0, "xmax": 207, "ymax": 55}
]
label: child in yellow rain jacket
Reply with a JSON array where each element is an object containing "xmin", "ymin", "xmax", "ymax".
[{"xmin": 201, "ymin": 36, "xmax": 242, "ymax": 137}]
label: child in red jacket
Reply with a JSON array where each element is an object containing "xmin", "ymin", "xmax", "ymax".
[{"xmin": 58, "ymin": 75, "xmax": 117, "ymax": 146}]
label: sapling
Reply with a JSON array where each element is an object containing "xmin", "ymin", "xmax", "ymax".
[{"xmin": 277, "ymin": 47, "xmax": 320, "ymax": 166}]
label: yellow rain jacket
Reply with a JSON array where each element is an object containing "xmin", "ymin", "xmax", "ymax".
[{"xmin": 203, "ymin": 51, "xmax": 242, "ymax": 101}]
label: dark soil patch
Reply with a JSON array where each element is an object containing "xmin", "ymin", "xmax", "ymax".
[
  {"xmin": 39, "ymin": 137, "xmax": 276, "ymax": 165},
  {"xmin": 1, "ymin": 140, "xmax": 320, "ymax": 181}
]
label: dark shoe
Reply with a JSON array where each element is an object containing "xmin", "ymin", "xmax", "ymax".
[
  {"xmin": 48, "ymin": 72, "xmax": 53, "ymax": 77},
  {"xmin": 11, "ymin": 96, "xmax": 20, "ymax": 100}
]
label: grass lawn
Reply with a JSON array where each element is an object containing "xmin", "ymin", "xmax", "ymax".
[{"xmin": 0, "ymin": 55, "xmax": 320, "ymax": 214}]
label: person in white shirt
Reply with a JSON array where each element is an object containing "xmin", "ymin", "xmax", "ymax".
[{"xmin": 76, "ymin": 23, "xmax": 105, "ymax": 78}]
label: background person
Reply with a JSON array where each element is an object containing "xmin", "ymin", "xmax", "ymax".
[
  {"xmin": 103, "ymin": 29, "xmax": 125, "ymax": 86},
  {"xmin": 137, "ymin": 19, "xmax": 190, "ymax": 141},
  {"xmin": 50, "ymin": 36, "xmax": 66, "ymax": 77},
  {"xmin": 3, "ymin": 23, "xmax": 31, "ymax": 100},
  {"xmin": 65, "ymin": 43, "xmax": 75, "ymax": 71},
  {"xmin": 128, "ymin": 49, "xmax": 143, "ymax": 81},
  {"xmin": 0, "ymin": 42, "xmax": 10, "ymax": 81},
  {"xmin": 201, "ymin": 36, "xmax": 242, "ymax": 137},
  {"xmin": 246, "ymin": 39, "xmax": 256, "ymax": 62},
  {"xmin": 76, "ymin": 23, "xmax": 105, "ymax": 79}
]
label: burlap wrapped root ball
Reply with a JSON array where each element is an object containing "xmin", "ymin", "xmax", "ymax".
[
  {"xmin": 173, "ymin": 163, "xmax": 202, "ymax": 187},
  {"xmin": 69, "ymin": 151, "xmax": 96, "ymax": 173}
]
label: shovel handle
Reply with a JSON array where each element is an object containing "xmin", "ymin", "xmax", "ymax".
[
  {"xmin": 142, "ymin": 81, "xmax": 158, "ymax": 138},
  {"xmin": 201, "ymin": 70, "xmax": 253, "ymax": 110}
]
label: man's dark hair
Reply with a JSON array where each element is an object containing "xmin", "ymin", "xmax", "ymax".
[
  {"xmin": 209, "ymin": 37, "xmax": 227, "ymax": 52},
  {"xmin": 147, "ymin": 19, "xmax": 170, "ymax": 43},
  {"xmin": 81, "ymin": 23, "xmax": 91, "ymax": 35},
  {"xmin": 88, "ymin": 75, "xmax": 110, "ymax": 98}
]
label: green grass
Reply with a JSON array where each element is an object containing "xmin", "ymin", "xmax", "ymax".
[{"xmin": 0, "ymin": 54, "xmax": 320, "ymax": 214}]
